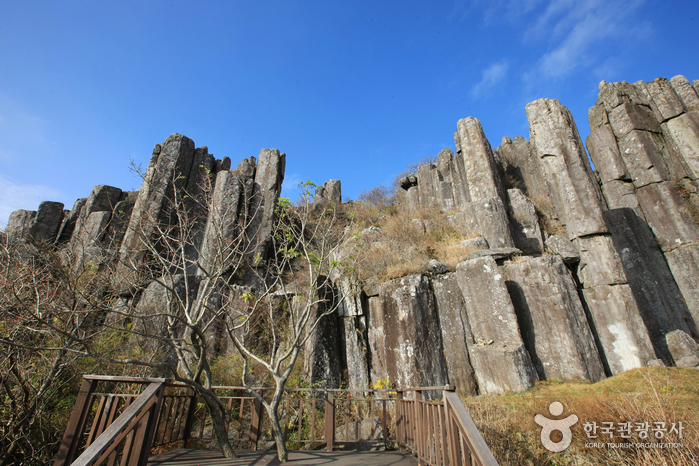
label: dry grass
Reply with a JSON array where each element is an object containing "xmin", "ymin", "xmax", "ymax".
[
  {"xmin": 349, "ymin": 204, "xmax": 470, "ymax": 282},
  {"xmin": 462, "ymin": 367, "xmax": 699, "ymax": 465}
]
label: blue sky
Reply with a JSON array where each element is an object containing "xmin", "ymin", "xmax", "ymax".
[{"xmin": 1, "ymin": 0, "xmax": 698, "ymax": 227}]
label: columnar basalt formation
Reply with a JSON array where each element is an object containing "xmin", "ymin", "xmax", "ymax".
[{"xmin": 7, "ymin": 75, "xmax": 699, "ymax": 397}]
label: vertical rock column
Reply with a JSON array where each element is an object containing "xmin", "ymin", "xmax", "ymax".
[
  {"xmin": 503, "ymin": 255, "xmax": 606, "ymax": 382},
  {"xmin": 450, "ymin": 117, "xmax": 515, "ymax": 248},
  {"xmin": 117, "ymin": 134, "xmax": 196, "ymax": 277},
  {"xmin": 527, "ymin": 98, "xmax": 657, "ymax": 374},
  {"xmin": 374, "ymin": 274, "xmax": 448, "ymax": 390},
  {"xmin": 454, "ymin": 257, "xmax": 537, "ymax": 394},
  {"xmin": 589, "ymin": 78, "xmax": 699, "ymax": 330},
  {"xmin": 244, "ymin": 149, "xmax": 285, "ymax": 265}
]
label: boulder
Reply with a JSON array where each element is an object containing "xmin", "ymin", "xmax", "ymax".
[
  {"xmin": 459, "ymin": 236, "xmax": 489, "ymax": 252},
  {"xmin": 503, "ymin": 255, "xmax": 606, "ymax": 382},
  {"xmin": 6, "ymin": 210, "xmax": 36, "ymax": 240},
  {"xmin": 466, "ymin": 247, "xmax": 521, "ymax": 262},
  {"xmin": 83, "ymin": 185, "xmax": 123, "ymax": 216}
]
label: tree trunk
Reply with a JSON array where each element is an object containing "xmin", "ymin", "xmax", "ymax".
[
  {"xmin": 269, "ymin": 409, "xmax": 288, "ymax": 462},
  {"xmin": 200, "ymin": 392, "xmax": 237, "ymax": 458}
]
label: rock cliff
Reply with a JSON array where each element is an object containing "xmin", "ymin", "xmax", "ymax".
[{"xmin": 6, "ymin": 76, "xmax": 699, "ymax": 396}]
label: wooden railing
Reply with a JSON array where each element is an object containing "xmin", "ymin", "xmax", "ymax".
[
  {"xmin": 55, "ymin": 376, "xmax": 498, "ymax": 466},
  {"xmin": 53, "ymin": 376, "xmax": 166, "ymax": 466},
  {"xmin": 396, "ymin": 386, "xmax": 498, "ymax": 466}
]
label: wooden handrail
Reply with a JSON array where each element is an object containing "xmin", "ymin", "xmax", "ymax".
[
  {"xmin": 69, "ymin": 382, "xmax": 164, "ymax": 466},
  {"xmin": 444, "ymin": 392, "xmax": 498, "ymax": 466}
]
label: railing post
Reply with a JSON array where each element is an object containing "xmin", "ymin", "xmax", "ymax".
[
  {"xmin": 415, "ymin": 390, "xmax": 424, "ymax": 465},
  {"xmin": 324, "ymin": 392, "xmax": 335, "ymax": 452},
  {"xmin": 443, "ymin": 391, "xmax": 459, "ymax": 466},
  {"xmin": 396, "ymin": 390, "xmax": 405, "ymax": 450},
  {"xmin": 249, "ymin": 390, "xmax": 265, "ymax": 450},
  {"xmin": 181, "ymin": 389, "xmax": 198, "ymax": 447},
  {"xmin": 54, "ymin": 377, "xmax": 99, "ymax": 466},
  {"xmin": 135, "ymin": 383, "xmax": 165, "ymax": 466}
]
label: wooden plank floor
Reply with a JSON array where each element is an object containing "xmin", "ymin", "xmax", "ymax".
[{"xmin": 148, "ymin": 448, "xmax": 419, "ymax": 465}]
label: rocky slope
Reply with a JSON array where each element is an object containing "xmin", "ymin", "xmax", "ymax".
[{"xmin": 6, "ymin": 76, "xmax": 699, "ymax": 396}]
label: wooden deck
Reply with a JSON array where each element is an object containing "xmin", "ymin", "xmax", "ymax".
[{"xmin": 148, "ymin": 448, "xmax": 419, "ymax": 465}]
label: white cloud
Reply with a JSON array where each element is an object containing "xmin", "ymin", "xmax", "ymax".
[
  {"xmin": 470, "ymin": 61, "xmax": 510, "ymax": 97},
  {"xmin": 0, "ymin": 174, "xmax": 62, "ymax": 230}
]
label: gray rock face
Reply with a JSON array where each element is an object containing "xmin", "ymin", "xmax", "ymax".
[
  {"xmin": 104, "ymin": 199, "xmax": 135, "ymax": 249},
  {"xmin": 503, "ymin": 255, "xmax": 606, "ymax": 382},
  {"xmin": 608, "ymin": 103, "xmax": 661, "ymax": 138},
  {"xmin": 427, "ymin": 259, "xmax": 449, "ymax": 275},
  {"xmin": 455, "ymin": 117, "xmax": 503, "ymax": 202},
  {"xmin": 545, "ymin": 235, "xmax": 580, "ymax": 263},
  {"xmin": 119, "ymin": 134, "xmax": 196, "ymax": 272},
  {"xmin": 198, "ymin": 170, "xmax": 243, "ymax": 275},
  {"xmin": 315, "ymin": 179, "xmax": 342, "ymax": 204},
  {"xmin": 245, "ymin": 148, "xmax": 285, "ymax": 264},
  {"xmin": 665, "ymin": 330, "xmax": 699, "ymax": 368},
  {"xmin": 337, "ymin": 278, "xmax": 364, "ymax": 317},
  {"xmin": 83, "ymin": 185, "xmax": 123, "ymax": 217},
  {"xmin": 586, "ymin": 125, "xmax": 627, "ymax": 183},
  {"xmin": 670, "ymin": 75, "xmax": 699, "ymax": 112},
  {"xmin": 601, "ymin": 180, "xmax": 642, "ymax": 214},
  {"xmin": 341, "ymin": 315, "xmax": 371, "ymax": 390},
  {"xmin": 6, "ymin": 210, "xmax": 36, "ymax": 240},
  {"xmin": 303, "ymin": 299, "xmax": 343, "ymax": 388},
  {"xmin": 617, "ymin": 130, "xmax": 671, "ymax": 188},
  {"xmin": 416, "ymin": 164, "xmax": 440, "ymax": 209},
  {"xmin": 506, "ymin": 188, "xmax": 543, "ymax": 254},
  {"xmin": 574, "ymin": 235, "xmax": 627, "ymax": 288},
  {"xmin": 28, "ymin": 201, "xmax": 65, "ymax": 242},
  {"xmin": 526, "ymin": 98, "xmax": 607, "ymax": 240},
  {"xmin": 56, "ymin": 198, "xmax": 88, "ymax": 244},
  {"xmin": 375, "ymin": 275, "xmax": 449, "ymax": 389},
  {"xmin": 437, "ymin": 147, "xmax": 470, "ymax": 210},
  {"xmin": 459, "ymin": 236, "xmax": 489, "ymax": 252},
  {"xmin": 604, "ymin": 208, "xmax": 697, "ymax": 365},
  {"xmin": 432, "ymin": 274, "xmax": 478, "ymax": 396},
  {"xmin": 581, "ymin": 284, "xmax": 657, "ymax": 374},
  {"xmin": 448, "ymin": 197, "xmax": 515, "ymax": 248},
  {"xmin": 646, "ymin": 78, "xmax": 686, "ymax": 122},
  {"xmin": 455, "ymin": 257, "xmax": 537, "ymax": 394},
  {"xmin": 6, "ymin": 201, "xmax": 66, "ymax": 243},
  {"xmin": 664, "ymin": 243, "xmax": 699, "ymax": 329},
  {"xmin": 237, "ymin": 156, "xmax": 256, "ymax": 178},
  {"xmin": 664, "ymin": 111, "xmax": 699, "ymax": 179},
  {"xmin": 635, "ymin": 181, "xmax": 699, "ymax": 251},
  {"xmin": 466, "ymin": 247, "xmax": 522, "ymax": 262}
]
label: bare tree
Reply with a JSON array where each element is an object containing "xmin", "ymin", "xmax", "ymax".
[{"xmin": 103, "ymin": 173, "xmax": 353, "ymax": 462}]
